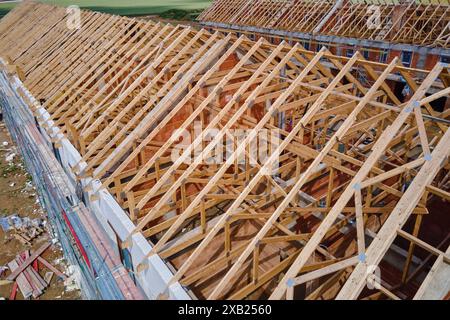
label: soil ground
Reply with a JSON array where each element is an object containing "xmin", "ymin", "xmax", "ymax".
[{"xmin": 0, "ymin": 118, "xmax": 81, "ymax": 300}]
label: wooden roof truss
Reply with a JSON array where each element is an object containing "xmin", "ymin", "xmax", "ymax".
[
  {"xmin": 199, "ymin": 0, "xmax": 450, "ymax": 48},
  {"xmin": 0, "ymin": 2, "xmax": 449, "ymax": 300}
]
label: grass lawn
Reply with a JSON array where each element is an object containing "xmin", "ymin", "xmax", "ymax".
[{"xmin": 0, "ymin": 0, "xmax": 212, "ymax": 18}]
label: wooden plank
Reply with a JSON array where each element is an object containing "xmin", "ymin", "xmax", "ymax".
[
  {"xmin": 294, "ymin": 256, "xmax": 359, "ymax": 285},
  {"xmin": 379, "ymin": 285, "xmax": 401, "ymax": 300},
  {"xmin": 413, "ymin": 245, "xmax": 450, "ymax": 300},
  {"xmin": 354, "ymin": 189, "xmax": 365, "ymax": 257},
  {"xmin": 397, "ymin": 230, "xmax": 450, "ymax": 262},
  {"xmin": 402, "ymin": 214, "xmax": 423, "ymax": 283},
  {"xmin": 6, "ymin": 242, "xmax": 51, "ymax": 281},
  {"xmin": 7, "ymin": 260, "xmax": 33, "ymax": 300},
  {"xmin": 426, "ymin": 185, "xmax": 450, "ymax": 201},
  {"xmin": 361, "ymin": 158, "xmax": 425, "ymax": 189},
  {"xmin": 37, "ymin": 257, "xmax": 67, "ymax": 279}
]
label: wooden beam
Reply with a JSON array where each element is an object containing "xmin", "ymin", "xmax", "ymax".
[
  {"xmin": 337, "ymin": 110, "xmax": 450, "ymax": 299},
  {"xmin": 272, "ymin": 61, "xmax": 441, "ymax": 300},
  {"xmin": 6, "ymin": 242, "xmax": 51, "ymax": 281}
]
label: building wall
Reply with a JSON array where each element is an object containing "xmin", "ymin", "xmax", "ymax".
[{"xmin": 0, "ymin": 62, "xmax": 191, "ymax": 301}]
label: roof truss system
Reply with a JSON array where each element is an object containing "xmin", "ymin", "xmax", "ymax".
[
  {"xmin": 199, "ymin": 0, "xmax": 450, "ymax": 49},
  {"xmin": 0, "ymin": 1, "xmax": 449, "ymax": 300}
]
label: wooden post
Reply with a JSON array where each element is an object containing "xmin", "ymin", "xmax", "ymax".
[
  {"xmin": 252, "ymin": 244, "xmax": 259, "ymax": 284},
  {"xmin": 401, "ymin": 203, "xmax": 424, "ymax": 283},
  {"xmin": 326, "ymin": 167, "xmax": 334, "ymax": 207},
  {"xmin": 201, "ymin": 199, "xmax": 207, "ymax": 234}
]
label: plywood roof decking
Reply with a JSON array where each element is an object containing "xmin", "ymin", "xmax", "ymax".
[
  {"xmin": 199, "ymin": 0, "xmax": 450, "ymax": 48},
  {"xmin": 0, "ymin": 1, "xmax": 449, "ymax": 300}
]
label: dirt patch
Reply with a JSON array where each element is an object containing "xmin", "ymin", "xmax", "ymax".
[{"xmin": 0, "ymin": 118, "xmax": 81, "ymax": 300}]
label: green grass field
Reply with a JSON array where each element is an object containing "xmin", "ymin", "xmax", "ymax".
[{"xmin": 0, "ymin": 0, "xmax": 212, "ymax": 19}]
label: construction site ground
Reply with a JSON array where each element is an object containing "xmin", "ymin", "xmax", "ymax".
[{"xmin": 0, "ymin": 118, "xmax": 81, "ymax": 300}]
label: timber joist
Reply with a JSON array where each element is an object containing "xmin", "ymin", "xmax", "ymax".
[{"xmin": 0, "ymin": 1, "xmax": 449, "ymax": 300}]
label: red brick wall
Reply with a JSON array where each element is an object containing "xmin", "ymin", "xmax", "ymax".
[
  {"xmin": 388, "ymin": 50, "xmax": 401, "ymax": 63},
  {"xmin": 424, "ymin": 54, "xmax": 439, "ymax": 70}
]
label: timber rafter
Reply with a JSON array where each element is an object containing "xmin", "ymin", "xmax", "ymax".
[{"xmin": 0, "ymin": 1, "xmax": 448, "ymax": 300}]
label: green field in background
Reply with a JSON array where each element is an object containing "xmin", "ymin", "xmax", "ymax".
[
  {"xmin": 0, "ymin": 0, "xmax": 443, "ymax": 19},
  {"xmin": 0, "ymin": 0, "xmax": 212, "ymax": 18}
]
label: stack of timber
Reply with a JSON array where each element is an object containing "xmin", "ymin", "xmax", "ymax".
[{"xmin": 4, "ymin": 242, "xmax": 67, "ymax": 300}]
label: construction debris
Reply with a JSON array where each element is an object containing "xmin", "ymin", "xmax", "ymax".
[
  {"xmin": 43, "ymin": 272, "xmax": 53, "ymax": 285},
  {"xmin": 0, "ymin": 109, "xmax": 79, "ymax": 300},
  {"xmin": 0, "ymin": 266, "xmax": 7, "ymax": 278},
  {"xmin": 1, "ymin": 242, "xmax": 67, "ymax": 300},
  {"xmin": 0, "ymin": 214, "xmax": 46, "ymax": 245},
  {"xmin": 4, "ymin": 152, "xmax": 14, "ymax": 163}
]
